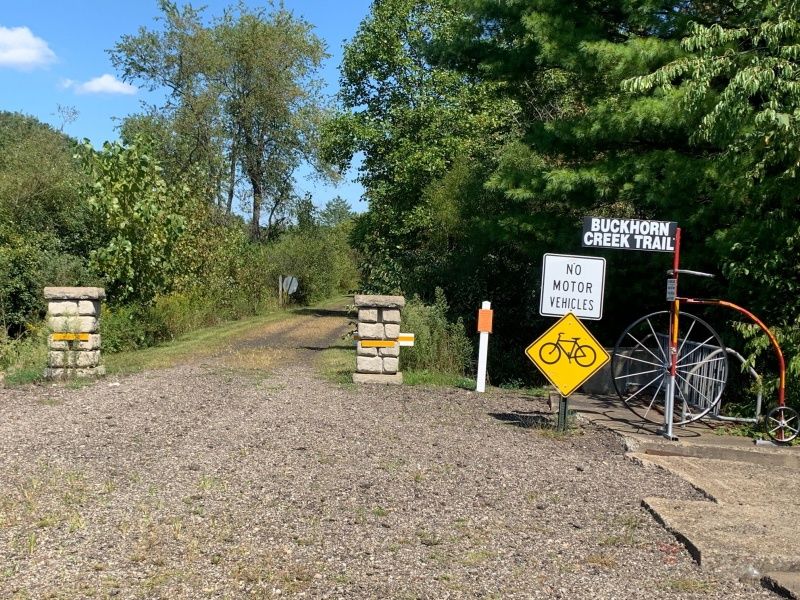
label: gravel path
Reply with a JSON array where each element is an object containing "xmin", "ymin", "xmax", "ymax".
[{"xmin": 0, "ymin": 308, "xmax": 776, "ymax": 598}]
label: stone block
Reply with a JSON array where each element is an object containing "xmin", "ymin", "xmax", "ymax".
[
  {"xmin": 49, "ymin": 351, "xmax": 100, "ymax": 368},
  {"xmin": 384, "ymin": 324, "xmax": 400, "ymax": 339},
  {"xmin": 382, "ymin": 357, "xmax": 399, "ymax": 374},
  {"xmin": 49, "ymin": 334, "xmax": 101, "ymax": 351},
  {"xmin": 357, "ymin": 342, "xmax": 378, "ymax": 357},
  {"xmin": 48, "ymin": 316, "xmax": 98, "ymax": 333},
  {"xmin": 356, "ymin": 355, "xmax": 383, "ymax": 374},
  {"xmin": 379, "ymin": 345, "xmax": 399, "ymax": 358},
  {"xmin": 78, "ymin": 300, "xmax": 100, "ymax": 316},
  {"xmin": 352, "ymin": 372, "xmax": 403, "ymax": 385},
  {"xmin": 354, "ymin": 294, "xmax": 405, "ymax": 309},
  {"xmin": 358, "ymin": 322, "xmax": 384, "ymax": 340},
  {"xmin": 358, "ymin": 309, "xmax": 379, "ymax": 323},
  {"xmin": 380, "ymin": 309, "xmax": 401, "ymax": 324},
  {"xmin": 48, "ymin": 301, "xmax": 79, "ymax": 316},
  {"xmin": 44, "ymin": 287, "xmax": 105, "ymax": 301},
  {"xmin": 44, "ymin": 365, "xmax": 105, "ymax": 380}
]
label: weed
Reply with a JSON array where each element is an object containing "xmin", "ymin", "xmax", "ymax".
[
  {"xmin": 26, "ymin": 532, "xmax": 37, "ymax": 556},
  {"xmin": 68, "ymin": 512, "xmax": 85, "ymax": 532},
  {"xmin": 416, "ymin": 529, "xmax": 443, "ymax": 547},
  {"xmin": 461, "ymin": 549, "xmax": 493, "ymax": 565},
  {"xmin": 36, "ymin": 397, "xmax": 62, "ymax": 406},
  {"xmin": 664, "ymin": 578, "xmax": 715, "ymax": 592},
  {"xmin": 371, "ymin": 506, "xmax": 389, "ymax": 518},
  {"xmin": 585, "ymin": 553, "xmax": 618, "ymax": 568},
  {"xmin": 318, "ymin": 346, "xmax": 355, "ymax": 386},
  {"xmin": 197, "ymin": 475, "xmax": 224, "ymax": 492},
  {"xmin": 379, "ymin": 458, "xmax": 406, "ymax": 473}
]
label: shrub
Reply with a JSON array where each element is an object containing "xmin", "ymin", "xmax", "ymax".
[{"xmin": 401, "ymin": 288, "xmax": 473, "ymax": 375}]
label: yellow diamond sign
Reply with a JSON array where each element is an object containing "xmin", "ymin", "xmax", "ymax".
[{"xmin": 525, "ymin": 313, "xmax": 610, "ymax": 397}]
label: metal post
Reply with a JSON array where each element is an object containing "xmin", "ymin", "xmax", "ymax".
[
  {"xmin": 664, "ymin": 227, "xmax": 681, "ymax": 440},
  {"xmin": 476, "ymin": 301, "xmax": 491, "ymax": 393},
  {"xmin": 558, "ymin": 396, "xmax": 569, "ymax": 432}
]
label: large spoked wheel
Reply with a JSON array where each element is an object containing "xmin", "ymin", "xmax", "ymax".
[
  {"xmin": 612, "ymin": 311, "xmax": 728, "ymax": 426},
  {"xmin": 765, "ymin": 406, "xmax": 799, "ymax": 444}
]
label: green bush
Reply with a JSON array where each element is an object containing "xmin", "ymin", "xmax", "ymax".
[
  {"xmin": 0, "ymin": 324, "xmax": 48, "ymax": 385},
  {"xmin": 401, "ymin": 288, "xmax": 473, "ymax": 375},
  {"xmin": 264, "ymin": 225, "xmax": 359, "ymax": 304}
]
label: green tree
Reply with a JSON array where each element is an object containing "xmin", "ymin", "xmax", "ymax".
[
  {"xmin": 319, "ymin": 196, "xmax": 353, "ymax": 227},
  {"xmin": 111, "ymin": 1, "xmax": 328, "ymax": 240},
  {"xmin": 81, "ymin": 138, "xmax": 188, "ymax": 305},
  {"xmin": 0, "ymin": 112, "xmax": 93, "ymax": 334},
  {"xmin": 325, "ymin": 0, "xmax": 517, "ymax": 294},
  {"xmin": 626, "ymin": 0, "xmax": 800, "ymax": 391}
]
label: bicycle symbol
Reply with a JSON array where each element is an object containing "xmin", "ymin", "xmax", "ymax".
[{"xmin": 538, "ymin": 332, "xmax": 598, "ymax": 367}]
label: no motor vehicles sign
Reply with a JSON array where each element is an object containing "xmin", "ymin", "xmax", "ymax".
[{"xmin": 540, "ymin": 254, "xmax": 606, "ymax": 320}]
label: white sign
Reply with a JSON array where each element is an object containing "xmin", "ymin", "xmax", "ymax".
[
  {"xmin": 582, "ymin": 217, "xmax": 677, "ymax": 252},
  {"xmin": 540, "ymin": 254, "xmax": 606, "ymax": 320}
]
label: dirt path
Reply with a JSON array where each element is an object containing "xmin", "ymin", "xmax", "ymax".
[{"xmin": 0, "ymin": 306, "xmax": 776, "ymax": 599}]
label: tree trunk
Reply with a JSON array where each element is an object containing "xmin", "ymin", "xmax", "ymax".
[
  {"xmin": 226, "ymin": 142, "xmax": 237, "ymax": 215},
  {"xmin": 250, "ymin": 175, "xmax": 262, "ymax": 240}
]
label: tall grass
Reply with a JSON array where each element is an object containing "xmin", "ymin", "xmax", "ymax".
[{"xmin": 401, "ymin": 288, "xmax": 473, "ymax": 376}]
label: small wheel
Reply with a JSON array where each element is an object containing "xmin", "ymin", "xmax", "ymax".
[
  {"xmin": 765, "ymin": 406, "xmax": 799, "ymax": 443},
  {"xmin": 575, "ymin": 345, "xmax": 597, "ymax": 367},
  {"xmin": 612, "ymin": 311, "xmax": 728, "ymax": 425},
  {"xmin": 538, "ymin": 342, "xmax": 561, "ymax": 365}
]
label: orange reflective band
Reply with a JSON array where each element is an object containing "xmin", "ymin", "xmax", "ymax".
[
  {"xmin": 51, "ymin": 333, "xmax": 90, "ymax": 342},
  {"xmin": 359, "ymin": 340, "xmax": 397, "ymax": 348},
  {"xmin": 477, "ymin": 309, "xmax": 494, "ymax": 333}
]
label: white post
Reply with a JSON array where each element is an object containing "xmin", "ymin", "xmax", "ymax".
[{"xmin": 476, "ymin": 301, "xmax": 491, "ymax": 393}]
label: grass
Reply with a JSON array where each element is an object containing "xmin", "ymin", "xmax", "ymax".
[
  {"xmin": 104, "ymin": 295, "xmax": 352, "ymax": 376},
  {"xmin": 318, "ymin": 346, "xmax": 355, "ymax": 386},
  {"xmin": 663, "ymin": 578, "xmax": 716, "ymax": 593},
  {"xmin": 404, "ymin": 369, "xmax": 475, "ymax": 388},
  {"xmin": 104, "ymin": 310, "xmax": 292, "ymax": 375}
]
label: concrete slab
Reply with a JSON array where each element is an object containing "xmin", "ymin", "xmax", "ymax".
[
  {"xmin": 643, "ymin": 496, "xmax": 800, "ymax": 574},
  {"xmin": 763, "ymin": 571, "xmax": 800, "ymax": 599},
  {"xmin": 568, "ymin": 391, "xmax": 800, "ymax": 589}
]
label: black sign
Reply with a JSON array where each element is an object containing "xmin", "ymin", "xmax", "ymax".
[{"xmin": 582, "ymin": 217, "xmax": 677, "ymax": 252}]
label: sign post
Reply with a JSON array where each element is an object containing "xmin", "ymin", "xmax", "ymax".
[
  {"xmin": 525, "ymin": 313, "xmax": 610, "ymax": 429},
  {"xmin": 581, "ymin": 215, "xmax": 680, "ymax": 440},
  {"xmin": 476, "ymin": 301, "xmax": 493, "ymax": 393}
]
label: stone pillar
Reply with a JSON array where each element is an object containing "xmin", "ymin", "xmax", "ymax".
[
  {"xmin": 44, "ymin": 287, "xmax": 105, "ymax": 379},
  {"xmin": 353, "ymin": 294, "xmax": 405, "ymax": 385}
]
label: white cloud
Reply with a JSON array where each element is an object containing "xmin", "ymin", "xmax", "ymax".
[
  {"xmin": 0, "ymin": 26, "xmax": 56, "ymax": 70},
  {"xmin": 62, "ymin": 74, "xmax": 137, "ymax": 95}
]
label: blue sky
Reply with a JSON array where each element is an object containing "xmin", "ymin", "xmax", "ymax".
[{"xmin": 0, "ymin": 1, "xmax": 371, "ymax": 211}]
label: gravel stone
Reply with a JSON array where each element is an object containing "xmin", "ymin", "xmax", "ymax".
[{"xmin": 0, "ymin": 307, "xmax": 776, "ymax": 599}]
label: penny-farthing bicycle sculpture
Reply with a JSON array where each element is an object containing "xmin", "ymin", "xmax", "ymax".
[{"xmin": 611, "ymin": 228, "xmax": 797, "ymax": 443}]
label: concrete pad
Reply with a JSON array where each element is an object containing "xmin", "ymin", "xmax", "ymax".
[
  {"xmin": 569, "ymin": 391, "xmax": 800, "ymax": 588},
  {"xmin": 643, "ymin": 496, "xmax": 800, "ymax": 574},
  {"xmin": 763, "ymin": 571, "xmax": 800, "ymax": 599},
  {"xmin": 630, "ymin": 453, "xmax": 800, "ymax": 507}
]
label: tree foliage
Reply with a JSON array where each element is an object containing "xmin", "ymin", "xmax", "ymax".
[
  {"xmin": 337, "ymin": 0, "xmax": 800, "ymax": 392},
  {"xmin": 111, "ymin": 0, "xmax": 327, "ymax": 240},
  {"xmin": 80, "ymin": 138, "xmax": 189, "ymax": 305}
]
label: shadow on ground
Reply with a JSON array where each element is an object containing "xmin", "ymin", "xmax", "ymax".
[
  {"xmin": 489, "ymin": 411, "xmax": 553, "ymax": 429},
  {"xmin": 292, "ymin": 308, "xmax": 353, "ymax": 318}
]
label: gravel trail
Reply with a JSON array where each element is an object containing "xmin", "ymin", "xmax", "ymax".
[{"xmin": 0, "ymin": 307, "xmax": 775, "ymax": 599}]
